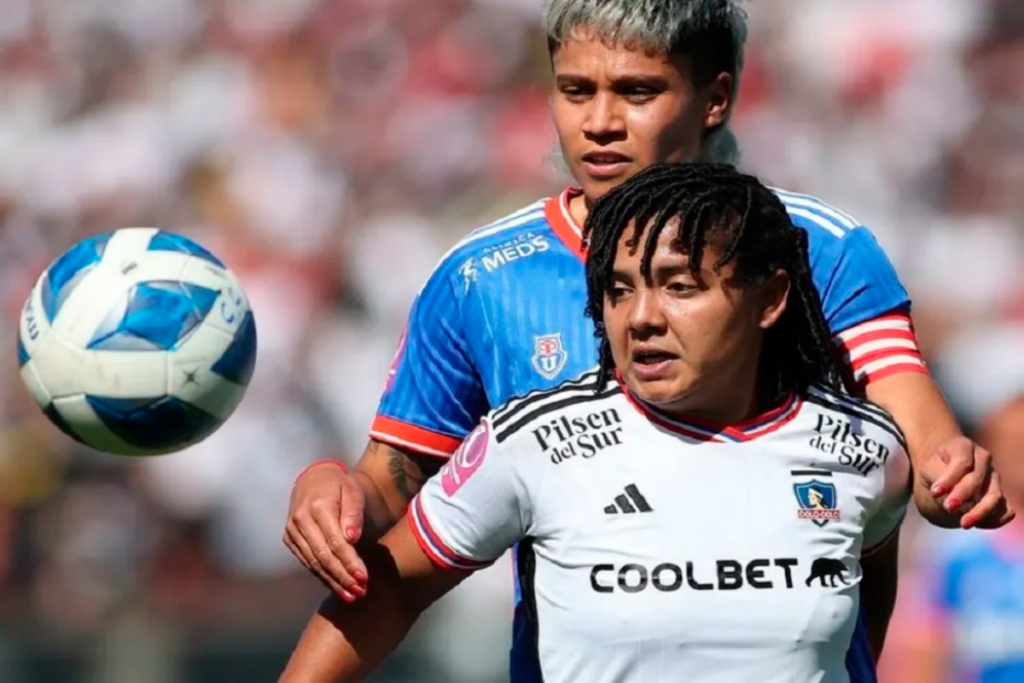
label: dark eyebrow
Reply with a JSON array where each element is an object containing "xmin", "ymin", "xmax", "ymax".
[
  {"xmin": 555, "ymin": 74, "xmax": 593, "ymax": 86},
  {"xmin": 610, "ymin": 75, "xmax": 670, "ymax": 90}
]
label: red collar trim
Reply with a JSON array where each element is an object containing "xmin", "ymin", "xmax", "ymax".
[
  {"xmin": 617, "ymin": 374, "xmax": 803, "ymax": 443},
  {"xmin": 544, "ymin": 187, "xmax": 585, "ymax": 258}
]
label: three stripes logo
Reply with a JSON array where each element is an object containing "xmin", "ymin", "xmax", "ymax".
[{"xmin": 604, "ymin": 484, "xmax": 653, "ymax": 514}]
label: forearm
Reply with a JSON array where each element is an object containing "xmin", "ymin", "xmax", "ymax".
[
  {"xmin": 352, "ymin": 441, "xmax": 444, "ymax": 541},
  {"xmin": 864, "ymin": 372, "xmax": 961, "ymax": 523},
  {"xmin": 280, "ymin": 538, "xmax": 429, "ymax": 682},
  {"xmin": 351, "ymin": 470, "xmax": 403, "ymax": 541},
  {"xmin": 280, "ymin": 591, "xmax": 417, "ymax": 683}
]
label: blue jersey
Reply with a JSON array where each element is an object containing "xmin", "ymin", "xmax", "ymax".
[
  {"xmin": 370, "ymin": 186, "xmax": 915, "ymax": 682},
  {"xmin": 921, "ymin": 528, "xmax": 1024, "ymax": 683}
]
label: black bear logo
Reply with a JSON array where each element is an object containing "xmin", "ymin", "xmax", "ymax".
[{"xmin": 805, "ymin": 558, "xmax": 849, "ymax": 588}]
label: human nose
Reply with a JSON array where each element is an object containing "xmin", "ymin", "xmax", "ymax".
[
  {"xmin": 628, "ymin": 288, "xmax": 666, "ymax": 335},
  {"xmin": 582, "ymin": 93, "xmax": 626, "ymax": 141}
]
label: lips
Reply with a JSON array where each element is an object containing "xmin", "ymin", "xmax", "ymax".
[
  {"xmin": 580, "ymin": 151, "xmax": 632, "ymax": 180},
  {"xmin": 582, "ymin": 151, "xmax": 631, "ymax": 165},
  {"xmin": 632, "ymin": 349, "xmax": 677, "ymax": 365}
]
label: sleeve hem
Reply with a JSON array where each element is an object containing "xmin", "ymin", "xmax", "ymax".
[
  {"xmin": 407, "ymin": 496, "xmax": 494, "ymax": 572},
  {"xmin": 370, "ymin": 416, "xmax": 464, "ymax": 458}
]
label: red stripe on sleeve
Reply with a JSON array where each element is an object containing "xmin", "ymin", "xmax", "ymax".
[
  {"xmin": 369, "ymin": 416, "xmax": 463, "ymax": 458},
  {"xmin": 834, "ymin": 313, "xmax": 929, "ymax": 386}
]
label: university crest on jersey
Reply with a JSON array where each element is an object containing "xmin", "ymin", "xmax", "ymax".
[
  {"xmin": 532, "ymin": 333, "xmax": 568, "ymax": 380},
  {"xmin": 793, "ymin": 479, "xmax": 840, "ymax": 527}
]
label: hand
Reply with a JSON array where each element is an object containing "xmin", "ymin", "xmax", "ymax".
[
  {"xmin": 919, "ymin": 436, "xmax": 1016, "ymax": 529},
  {"xmin": 283, "ymin": 462, "xmax": 370, "ymax": 602}
]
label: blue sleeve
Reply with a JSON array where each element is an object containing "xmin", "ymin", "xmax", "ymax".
[
  {"xmin": 808, "ymin": 226, "xmax": 911, "ymax": 335},
  {"xmin": 370, "ymin": 261, "xmax": 487, "ymax": 457}
]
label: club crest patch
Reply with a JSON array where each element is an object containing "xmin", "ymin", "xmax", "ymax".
[
  {"xmin": 532, "ymin": 333, "xmax": 568, "ymax": 380},
  {"xmin": 794, "ymin": 479, "xmax": 840, "ymax": 527}
]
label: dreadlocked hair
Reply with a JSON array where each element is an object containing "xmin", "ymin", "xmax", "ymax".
[{"xmin": 583, "ymin": 162, "xmax": 849, "ymax": 408}]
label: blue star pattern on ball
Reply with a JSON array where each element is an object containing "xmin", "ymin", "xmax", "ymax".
[
  {"xmin": 88, "ymin": 281, "xmax": 220, "ymax": 351},
  {"xmin": 40, "ymin": 232, "xmax": 113, "ymax": 323},
  {"xmin": 147, "ymin": 230, "xmax": 225, "ymax": 267},
  {"xmin": 85, "ymin": 395, "xmax": 221, "ymax": 451}
]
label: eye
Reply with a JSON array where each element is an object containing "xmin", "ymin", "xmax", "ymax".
[
  {"xmin": 623, "ymin": 88, "xmax": 658, "ymax": 104},
  {"xmin": 607, "ymin": 284, "xmax": 632, "ymax": 301},
  {"xmin": 558, "ymin": 84, "xmax": 592, "ymax": 102},
  {"xmin": 666, "ymin": 281, "xmax": 696, "ymax": 296}
]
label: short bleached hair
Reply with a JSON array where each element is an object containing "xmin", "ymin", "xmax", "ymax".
[{"xmin": 543, "ymin": 0, "xmax": 749, "ymax": 164}]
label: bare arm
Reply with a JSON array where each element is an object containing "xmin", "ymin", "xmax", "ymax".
[
  {"xmin": 864, "ymin": 372, "xmax": 962, "ymax": 526},
  {"xmin": 865, "ymin": 372, "xmax": 1013, "ymax": 529},
  {"xmin": 859, "ymin": 532, "xmax": 900, "ymax": 661},
  {"xmin": 279, "ymin": 520, "xmax": 467, "ymax": 683},
  {"xmin": 352, "ymin": 440, "xmax": 445, "ymax": 540},
  {"xmin": 284, "ymin": 439, "xmax": 444, "ymax": 599}
]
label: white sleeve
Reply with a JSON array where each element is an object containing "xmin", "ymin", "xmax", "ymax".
[
  {"xmin": 862, "ymin": 434, "xmax": 912, "ymax": 554},
  {"xmin": 408, "ymin": 418, "xmax": 529, "ymax": 570}
]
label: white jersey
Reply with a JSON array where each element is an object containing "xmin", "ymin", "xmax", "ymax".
[{"xmin": 408, "ymin": 370, "xmax": 911, "ymax": 683}]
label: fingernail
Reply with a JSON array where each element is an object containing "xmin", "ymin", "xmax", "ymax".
[
  {"xmin": 353, "ymin": 570, "xmax": 367, "ymax": 583},
  {"xmin": 930, "ymin": 484, "xmax": 946, "ymax": 497},
  {"xmin": 338, "ymin": 590, "xmax": 355, "ymax": 603},
  {"xmin": 350, "ymin": 584, "xmax": 366, "ymax": 597},
  {"xmin": 945, "ymin": 497, "xmax": 961, "ymax": 512},
  {"xmin": 961, "ymin": 515, "xmax": 976, "ymax": 529},
  {"xmin": 345, "ymin": 526, "xmax": 359, "ymax": 542}
]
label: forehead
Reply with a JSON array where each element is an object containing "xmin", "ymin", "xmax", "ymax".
[
  {"xmin": 552, "ymin": 33, "xmax": 691, "ymax": 79},
  {"xmin": 613, "ymin": 220, "xmax": 686, "ymax": 265}
]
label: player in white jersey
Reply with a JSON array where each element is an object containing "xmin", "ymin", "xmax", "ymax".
[
  {"xmin": 280, "ymin": 165, "xmax": 910, "ymax": 683},
  {"xmin": 285, "ymin": 0, "xmax": 1010, "ymax": 612}
]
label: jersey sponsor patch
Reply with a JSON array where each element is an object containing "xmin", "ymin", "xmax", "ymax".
[
  {"xmin": 440, "ymin": 421, "xmax": 489, "ymax": 497},
  {"xmin": 792, "ymin": 470, "xmax": 841, "ymax": 526},
  {"xmin": 479, "ymin": 233, "xmax": 550, "ymax": 272},
  {"xmin": 532, "ymin": 333, "xmax": 568, "ymax": 379}
]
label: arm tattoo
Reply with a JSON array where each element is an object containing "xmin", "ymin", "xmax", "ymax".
[{"xmin": 387, "ymin": 449, "xmax": 444, "ymax": 501}]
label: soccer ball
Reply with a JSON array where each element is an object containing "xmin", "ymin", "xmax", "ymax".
[{"xmin": 17, "ymin": 228, "xmax": 257, "ymax": 456}]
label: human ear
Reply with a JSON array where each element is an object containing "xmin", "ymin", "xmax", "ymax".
[
  {"xmin": 703, "ymin": 72, "xmax": 733, "ymax": 129},
  {"xmin": 758, "ymin": 270, "xmax": 790, "ymax": 329}
]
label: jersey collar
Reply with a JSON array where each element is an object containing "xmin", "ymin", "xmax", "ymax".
[
  {"xmin": 618, "ymin": 376, "xmax": 803, "ymax": 443},
  {"xmin": 544, "ymin": 187, "xmax": 586, "ymax": 258}
]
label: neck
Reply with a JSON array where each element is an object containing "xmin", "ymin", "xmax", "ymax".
[
  {"xmin": 668, "ymin": 385, "xmax": 763, "ymax": 426},
  {"xmin": 569, "ymin": 191, "xmax": 591, "ymax": 229},
  {"xmin": 648, "ymin": 366, "xmax": 768, "ymax": 426}
]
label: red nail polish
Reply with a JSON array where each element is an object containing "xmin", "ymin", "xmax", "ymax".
[
  {"xmin": 353, "ymin": 570, "xmax": 367, "ymax": 583},
  {"xmin": 345, "ymin": 527, "xmax": 358, "ymax": 542},
  {"xmin": 946, "ymin": 497, "xmax": 961, "ymax": 512}
]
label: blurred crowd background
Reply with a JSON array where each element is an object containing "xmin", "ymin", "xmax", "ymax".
[{"xmin": 0, "ymin": 0, "xmax": 1022, "ymax": 681}]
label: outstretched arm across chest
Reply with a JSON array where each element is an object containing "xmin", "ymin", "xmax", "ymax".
[{"xmin": 280, "ymin": 420, "xmax": 530, "ymax": 681}]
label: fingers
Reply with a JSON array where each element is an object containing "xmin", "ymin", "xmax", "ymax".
[
  {"xmin": 928, "ymin": 439, "xmax": 975, "ymax": 498},
  {"xmin": 338, "ymin": 478, "xmax": 367, "ymax": 545},
  {"xmin": 294, "ymin": 509, "xmax": 367, "ymax": 598},
  {"xmin": 309, "ymin": 496, "xmax": 369, "ymax": 587},
  {"xmin": 285, "ymin": 524, "xmax": 358, "ymax": 602},
  {"xmin": 961, "ymin": 471, "xmax": 1015, "ymax": 530},
  {"xmin": 943, "ymin": 447, "xmax": 992, "ymax": 514}
]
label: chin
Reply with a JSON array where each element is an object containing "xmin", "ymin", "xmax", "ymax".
[{"xmin": 626, "ymin": 375, "xmax": 688, "ymax": 408}]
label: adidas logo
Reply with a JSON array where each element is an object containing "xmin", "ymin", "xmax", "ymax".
[{"xmin": 603, "ymin": 484, "xmax": 653, "ymax": 514}]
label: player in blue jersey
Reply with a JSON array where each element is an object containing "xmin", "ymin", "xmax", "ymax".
[
  {"xmin": 279, "ymin": 164, "xmax": 911, "ymax": 683},
  {"xmin": 283, "ymin": 0, "xmax": 1011, "ymax": 655}
]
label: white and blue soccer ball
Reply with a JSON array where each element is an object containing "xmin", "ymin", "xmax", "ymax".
[{"xmin": 17, "ymin": 228, "xmax": 257, "ymax": 456}]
